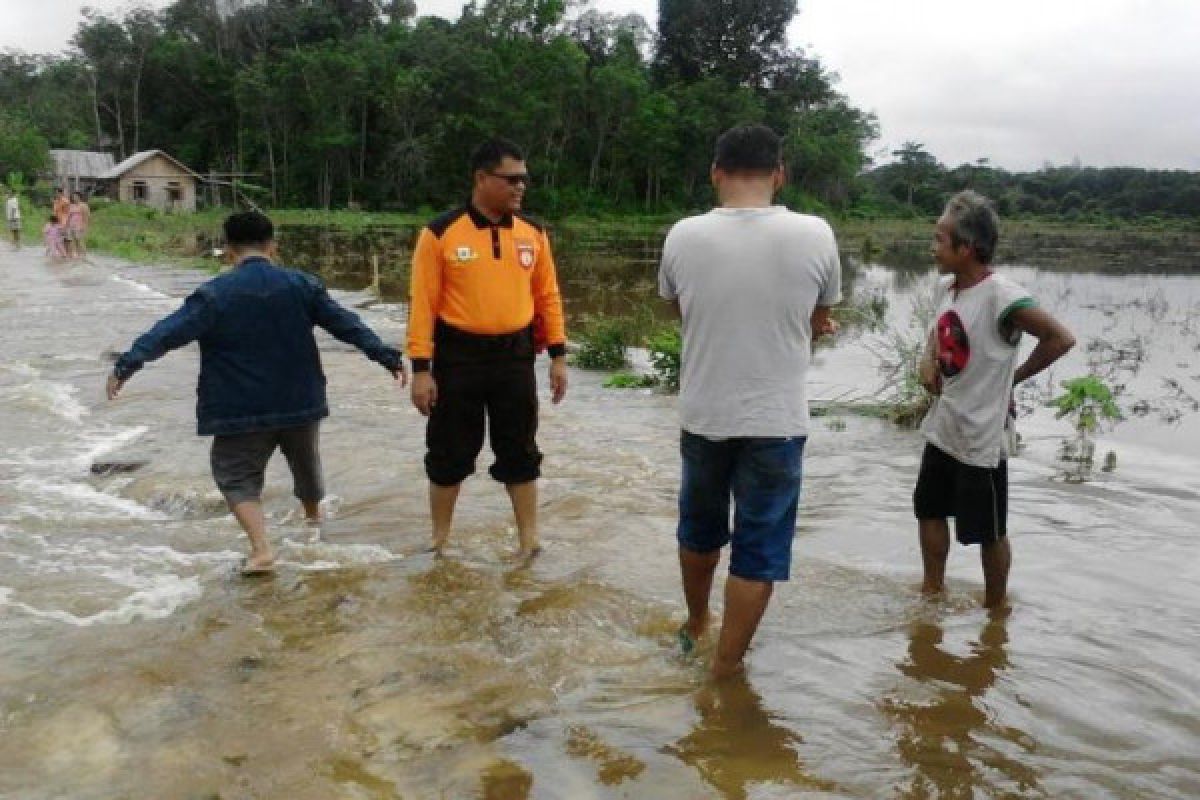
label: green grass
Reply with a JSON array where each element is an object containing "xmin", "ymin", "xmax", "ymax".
[
  {"xmin": 604, "ymin": 371, "xmax": 658, "ymax": 389},
  {"xmin": 47, "ymin": 203, "xmax": 429, "ymax": 269},
  {"xmin": 39, "ymin": 199, "xmax": 1197, "ymax": 276}
]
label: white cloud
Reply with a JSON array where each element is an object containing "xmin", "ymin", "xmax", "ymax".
[
  {"xmin": 794, "ymin": 0, "xmax": 1200, "ymax": 169},
  {"xmin": 2, "ymin": 0, "xmax": 173, "ymax": 54}
]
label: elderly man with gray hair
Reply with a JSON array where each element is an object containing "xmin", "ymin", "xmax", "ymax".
[{"xmin": 915, "ymin": 190, "xmax": 1075, "ymax": 609}]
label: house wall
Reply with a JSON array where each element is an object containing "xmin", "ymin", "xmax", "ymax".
[{"xmin": 117, "ymin": 155, "xmax": 197, "ymax": 212}]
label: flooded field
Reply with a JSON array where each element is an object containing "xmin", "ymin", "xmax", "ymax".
[{"xmin": 1, "ymin": 235, "xmax": 1198, "ymax": 799}]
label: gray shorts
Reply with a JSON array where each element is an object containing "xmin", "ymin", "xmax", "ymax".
[{"xmin": 210, "ymin": 423, "xmax": 324, "ymax": 505}]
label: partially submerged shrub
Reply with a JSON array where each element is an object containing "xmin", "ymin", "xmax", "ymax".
[
  {"xmin": 647, "ymin": 326, "xmax": 682, "ymax": 392},
  {"xmin": 866, "ymin": 287, "xmax": 937, "ymax": 428},
  {"xmin": 572, "ymin": 315, "xmax": 630, "ymax": 370}
]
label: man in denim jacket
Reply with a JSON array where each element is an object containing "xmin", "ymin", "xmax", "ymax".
[{"xmin": 107, "ymin": 211, "xmax": 406, "ymax": 574}]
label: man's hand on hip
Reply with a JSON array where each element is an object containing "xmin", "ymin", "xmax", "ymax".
[
  {"xmin": 411, "ymin": 371, "xmax": 437, "ymax": 416},
  {"xmin": 549, "ymin": 356, "xmax": 568, "ymax": 404},
  {"xmin": 811, "ymin": 305, "xmax": 839, "ymax": 338}
]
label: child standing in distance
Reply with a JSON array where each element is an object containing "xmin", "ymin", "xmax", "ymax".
[
  {"xmin": 43, "ymin": 215, "xmax": 66, "ymax": 259},
  {"xmin": 52, "ymin": 188, "xmax": 68, "ymax": 227},
  {"xmin": 914, "ymin": 191, "xmax": 1075, "ymax": 609},
  {"xmin": 65, "ymin": 191, "xmax": 91, "ymax": 260},
  {"xmin": 107, "ymin": 211, "xmax": 407, "ymax": 574}
]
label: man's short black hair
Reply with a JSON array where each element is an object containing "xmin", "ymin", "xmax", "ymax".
[
  {"xmin": 713, "ymin": 125, "xmax": 783, "ymax": 174},
  {"xmin": 223, "ymin": 211, "xmax": 274, "ymax": 247},
  {"xmin": 470, "ymin": 137, "xmax": 525, "ymax": 174}
]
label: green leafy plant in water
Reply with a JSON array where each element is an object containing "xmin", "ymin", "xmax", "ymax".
[
  {"xmin": 604, "ymin": 371, "xmax": 658, "ymax": 389},
  {"xmin": 647, "ymin": 325, "xmax": 682, "ymax": 393},
  {"xmin": 1051, "ymin": 375, "xmax": 1122, "ymax": 431},
  {"xmin": 1050, "ymin": 375, "xmax": 1122, "ymax": 481}
]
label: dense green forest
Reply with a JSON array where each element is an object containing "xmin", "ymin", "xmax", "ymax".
[{"xmin": 1, "ymin": 0, "xmax": 1198, "ymax": 220}]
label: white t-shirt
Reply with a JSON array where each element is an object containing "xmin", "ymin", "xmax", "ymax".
[
  {"xmin": 920, "ymin": 272, "xmax": 1035, "ymax": 467},
  {"xmin": 5, "ymin": 196, "xmax": 19, "ymax": 221},
  {"xmin": 658, "ymin": 206, "xmax": 842, "ymax": 437}
]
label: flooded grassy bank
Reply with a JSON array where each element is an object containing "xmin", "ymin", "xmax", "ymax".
[{"xmin": 77, "ymin": 204, "xmax": 1200, "ymax": 294}]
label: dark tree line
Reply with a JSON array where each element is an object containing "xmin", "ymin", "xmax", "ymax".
[
  {"xmin": 0, "ymin": 0, "xmax": 874, "ymax": 214},
  {"xmin": 863, "ymin": 142, "xmax": 1200, "ymax": 220},
  {"xmin": 2, "ymin": 0, "xmax": 1196, "ymax": 219}
]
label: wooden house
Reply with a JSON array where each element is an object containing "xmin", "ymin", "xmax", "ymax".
[
  {"xmin": 47, "ymin": 150, "xmax": 116, "ymax": 196},
  {"xmin": 100, "ymin": 150, "xmax": 201, "ymax": 212}
]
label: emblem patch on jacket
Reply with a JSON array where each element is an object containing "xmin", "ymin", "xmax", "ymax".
[{"xmin": 516, "ymin": 240, "xmax": 536, "ymax": 269}]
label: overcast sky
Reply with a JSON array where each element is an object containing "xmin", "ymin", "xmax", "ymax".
[{"xmin": 5, "ymin": 0, "xmax": 1199, "ymax": 171}]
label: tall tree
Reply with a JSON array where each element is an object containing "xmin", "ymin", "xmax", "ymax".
[
  {"xmin": 655, "ymin": 0, "xmax": 796, "ymax": 86},
  {"xmin": 890, "ymin": 141, "xmax": 941, "ymax": 210},
  {"xmin": 0, "ymin": 112, "xmax": 50, "ymax": 182}
]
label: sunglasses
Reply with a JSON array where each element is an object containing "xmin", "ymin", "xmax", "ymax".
[{"xmin": 487, "ymin": 171, "xmax": 531, "ymax": 186}]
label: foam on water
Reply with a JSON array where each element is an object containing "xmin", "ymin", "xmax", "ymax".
[
  {"xmin": 0, "ymin": 361, "xmax": 39, "ymax": 380},
  {"xmin": 0, "ymin": 379, "xmax": 89, "ymax": 424},
  {"xmin": 13, "ymin": 477, "xmax": 166, "ymax": 521},
  {"xmin": 109, "ymin": 273, "xmax": 171, "ymax": 300},
  {"xmin": 0, "ymin": 573, "xmax": 202, "ymax": 626},
  {"xmin": 280, "ymin": 538, "xmax": 405, "ymax": 571},
  {"xmin": 69, "ymin": 424, "xmax": 149, "ymax": 473}
]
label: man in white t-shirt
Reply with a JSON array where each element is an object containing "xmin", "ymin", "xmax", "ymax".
[
  {"xmin": 659, "ymin": 124, "xmax": 841, "ymax": 678},
  {"xmin": 4, "ymin": 188, "xmax": 20, "ymax": 249},
  {"xmin": 915, "ymin": 190, "xmax": 1075, "ymax": 609}
]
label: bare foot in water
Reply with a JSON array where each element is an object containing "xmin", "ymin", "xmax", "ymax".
[
  {"xmin": 511, "ymin": 545, "xmax": 542, "ymax": 565},
  {"xmin": 426, "ymin": 531, "xmax": 452, "ymax": 557},
  {"xmin": 240, "ymin": 554, "xmax": 276, "ymax": 576}
]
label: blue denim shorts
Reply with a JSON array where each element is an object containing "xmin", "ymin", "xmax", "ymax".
[{"xmin": 677, "ymin": 430, "xmax": 806, "ymax": 582}]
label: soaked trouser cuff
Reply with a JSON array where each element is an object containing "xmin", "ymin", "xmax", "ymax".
[
  {"xmin": 210, "ymin": 423, "xmax": 325, "ymax": 505},
  {"xmin": 488, "ymin": 452, "xmax": 542, "ymax": 485}
]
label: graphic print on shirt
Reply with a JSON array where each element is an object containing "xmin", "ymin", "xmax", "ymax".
[{"xmin": 936, "ymin": 310, "xmax": 970, "ymax": 377}]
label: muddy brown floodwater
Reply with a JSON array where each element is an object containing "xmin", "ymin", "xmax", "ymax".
[{"xmin": 1, "ymin": 239, "xmax": 1198, "ymax": 799}]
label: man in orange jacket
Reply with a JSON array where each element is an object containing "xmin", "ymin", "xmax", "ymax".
[{"xmin": 408, "ymin": 137, "xmax": 568, "ymax": 560}]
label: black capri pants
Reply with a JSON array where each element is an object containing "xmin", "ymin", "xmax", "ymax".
[{"xmin": 425, "ymin": 321, "xmax": 542, "ymax": 487}]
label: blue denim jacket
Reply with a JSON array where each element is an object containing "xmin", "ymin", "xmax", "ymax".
[{"xmin": 114, "ymin": 256, "xmax": 402, "ymax": 436}]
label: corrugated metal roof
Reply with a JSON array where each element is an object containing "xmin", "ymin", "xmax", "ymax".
[
  {"xmin": 99, "ymin": 150, "xmax": 200, "ymax": 181},
  {"xmin": 48, "ymin": 150, "xmax": 116, "ymax": 179}
]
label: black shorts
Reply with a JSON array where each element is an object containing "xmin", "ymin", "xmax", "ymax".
[
  {"xmin": 425, "ymin": 321, "xmax": 542, "ymax": 486},
  {"xmin": 913, "ymin": 443, "xmax": 1007, "ymax": 545}
]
